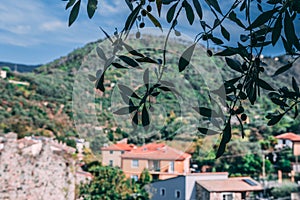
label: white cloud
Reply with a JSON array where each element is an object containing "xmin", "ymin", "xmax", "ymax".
[
  {"xmin": 98, "ymin": 0, "xmax": 129, "ymax": 16},
  {"xmin": 0, "ymin": 33, "xmax": 40, "ymax": 47},
  {"xmin": 40, "ymin": 21, "xmax": 65, "ymax": 31}
]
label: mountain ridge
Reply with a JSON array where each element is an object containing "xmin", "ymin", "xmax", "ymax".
[{"xmin": 1, "ymin": 34, "xmax": 300, "ymax": 153}]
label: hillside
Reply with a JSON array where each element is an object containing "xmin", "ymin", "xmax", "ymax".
[
  {"xmin": 0, "ymin": 62, "xmax": 40, "ymax": 73},
  {"xmin": 1, "ymin": 34, "xmax": 300, "ymax": 153}
]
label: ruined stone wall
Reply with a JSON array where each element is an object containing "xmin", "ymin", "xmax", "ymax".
[{"xmin": 0, "ymin": 137, "xmax": 76, "ymax": 200}]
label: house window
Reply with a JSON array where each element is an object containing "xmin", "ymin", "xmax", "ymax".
[
  {"xmin": 132, "ymin": 159, "xmax": 139, "ymax": 168},
  {"xmin": 121, "ymin": 151, "xmax": 125, "ymax": 154},
  {"xmin": 109, "ymin": 160, "xmax": 113, "ymax": 167},
  {"xmin": 150, "ymin": 160, "xmax": 160, "ymax": 171},
  {"xmin": 242, "ymin": 192, "xmax": 246, "ymax": 199},
  {"xmin": 175, "ymin": 190, "xmax": 181, "ymax": 198},
  {"xmin": 202, "ymin": 191, "xmax": 209, "ymax": 200},
  {"xmin": 160, "ymin": 188, "xmax": 166, "ymax": 196},
  {"xmin": 169, "ymin": 161, "xmax": 174, "ymax": 172},
  {"xmin": 110, "ymin": 150, "xmax": 113, "ymax": 154},
  {"xmin": 131, "ymin": 175, "xmax": 138, "ymax": 182},
  {"xmin": 222, "ymin": 193, "xmax": 233, "ymax": 200}
]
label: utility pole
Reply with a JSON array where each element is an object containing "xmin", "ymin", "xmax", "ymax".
[
  {"xmin": 296, "ymin": 156, "xmax": 299, "ymax": 173},
  {"xmin": 262, "ymin": 150, "xmax": 268, "ymax": 197},
  {"xmin": 262, "ymin": 152, "xmax": 266, "ymax": 179}
]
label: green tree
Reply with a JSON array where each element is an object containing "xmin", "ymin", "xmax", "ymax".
[
  {"xmin": 56, "ymin": 136, "xmax": 77, "ymax": 148},
  {"xmin": 1, "ymin": 66, "xmax": 10, "ymax": 72},
  {"xmin": 64, "ymin": 0, "xmax": 300, "ymax": 158},
  {"xmin": 212, "ymin": 140, "xmax": 273, "ymax": 177},
  {"xmin": 79, "ymin": 165, "xmax": 149, "ymax": 200},
  {"xmin": 271, "ymin": 182, "xmax": 300, "ymax": 198},
  {"xmin": 91, "ymin": 134, "xmax": 108, "ymax": 154},
  {"xmin": 276, "ymin": 147, "xmax": 294, "ymax": 172},
  {"xmin": 138, "ymin": 169, "xmax": 152, "ymax": 187}
]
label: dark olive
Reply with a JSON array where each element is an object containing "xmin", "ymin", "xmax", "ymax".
[
  {"xmin": 147, "ymin": 5, "xmax": 152, "ymax": 12},
  {"xmin": 207, "ymin": 50, "xmax": 213, "ymax": 57},
  {"xmin": 141, "ymin": 9, "xmax": 147, "ymax": 16},
  {"xmin": 136, "ymin": 31, "xmax": 141, "ymax": 39},
  {"xmin": 241, "ymin": 113, "xmax": 247, "ymax": 121},
  {"xmin": 139, "ymin": 22, "xmax": 145, "ymax": 28}
]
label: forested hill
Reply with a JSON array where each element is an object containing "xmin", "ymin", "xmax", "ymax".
[
  {"xmin": 0, "ymin": 61, "xmax": 41, "ymax": 72},
  {"xmin": 0, "ymin": 34, "xmax": 299, "ymax": 153}
]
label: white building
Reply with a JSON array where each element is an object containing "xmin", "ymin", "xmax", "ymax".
[
  {"xmin": 0, "ymin": 70, "xmax": 7, "ymax": 79},
  {"xmin": 147, "ymin": 172, "xmax": 263, "ymax": 200}
]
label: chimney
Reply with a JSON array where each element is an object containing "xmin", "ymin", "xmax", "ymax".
[
  {"xmin": 291, "ymin": 170, "xmax": 295, "ymax": 182},
  {"xmin": 278, "ymin": 170, "xmax": 282, "ymax": 183}
]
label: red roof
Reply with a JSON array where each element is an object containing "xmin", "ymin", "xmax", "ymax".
[
  {"xmin": 121, "ymin": 143, "xmax": 191, "ymax": 161},
  {"xmin": 101, "ymin": 143, "xmax": 136, "ymax": 151},
  {"xmin": 275, "ymin": 132, "xmax": 300, "ymax": 142},
  {"xmin": 197, "ymin": 177, "xmax": 263, "ymax": 192}
]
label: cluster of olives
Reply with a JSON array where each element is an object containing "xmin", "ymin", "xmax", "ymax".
[
  {"xmin": 231, "ymin": 106, "xmax": 248, "ymax": 122},
  {"xmin": 136, "ymin": 3, "xmax": 154, "ymax": 38},
  {"xmin": 139, "ymin": 4, "xmax": 152, "ymax": 28}
]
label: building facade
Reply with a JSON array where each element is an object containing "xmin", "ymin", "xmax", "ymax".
[
  {"xmin": 121, "ymin": 143, "xmax": 191, "ymax": 180},
  {"xmin": 275, "ymin": 132, "xmax": 300, "ymax": 155},
  {"xmin": 101, "ymin": 142, "xmax": 136, "ymax": 168},
  {"xmin": 148, "ymin": 172, "xmax": 229, "ymax": 200},
  {"xmin": 148, "ymin": 174, "xmax": 262, "ymax": 200},
  {"xmin": 196, "ymin": 177, "xmax": 263, "ymax": 200}
]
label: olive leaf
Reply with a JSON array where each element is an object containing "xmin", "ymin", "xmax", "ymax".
[
  {"xmin": 192, "ymin": 0, "xmax": 203, "ymax": 20},
  {"xmin": 87, "ymin": 0, "xmax": 98, "ymax": 19},
  {"xmin": 198, "ymin": 128, "xmax": 220, "ymax": 135},
  {"xmin": 183, "ymin": 0, "xmax": 195, "ymax": 25},
  {"xmin": 179, "ymin": 43, "xmax": 196, "ymax": 72},
  {"xmin": 267, "ymin": 114, "xmax": 284, "ymax": 126},
  {"xmin": 272, "ymin": 62, "xmax": 293, "ymax": 76},
  {"xmin": 167, "ymin": 2, "xmax": 178, "ymax": 23},
  {"xmin": 68, "ymin": 0, "xmax": 81, "ymax": 26},
  {"xmin": 146, "ymin": 11, "xmax": 163, "ymax": 31},
  {"xmin": 118, "ymin": 55, "xmax": 140, "ymax": 68}
]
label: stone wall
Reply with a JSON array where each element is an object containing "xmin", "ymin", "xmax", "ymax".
[{"xmin": 0, "ymin": 134, "xmax": 77, "ymax": 200}]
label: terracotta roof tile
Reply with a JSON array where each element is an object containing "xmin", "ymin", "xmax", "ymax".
[
  {"xmin": 121, "ymin": 143, "xmax": 191, "ymax": 161},
  {"xmin": 275, "ymin": 132, "xmax": 300, "ymax": 142},
  {"xmin": 197, "ymin": 177, "xmax": 263, "ymax": 192},
  {"xmin": 101, "ymin": 143, "xmax": 136, "ymax": 151}
]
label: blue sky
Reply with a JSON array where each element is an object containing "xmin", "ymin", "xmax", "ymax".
[
  {"xmin": 0, "ymin": 0, "xmax": 292, "ymax": 65},
  {"xmin": 0, "ymin": 0, "xmax": 130, "ymax": 65}
]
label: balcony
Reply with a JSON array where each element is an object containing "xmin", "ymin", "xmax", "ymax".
[{"xmin": 148, "ymin": 160, "xmax": 160, "ymax": 172}]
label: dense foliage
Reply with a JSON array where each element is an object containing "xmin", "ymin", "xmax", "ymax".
[
  {"xmin": 64, "ymin": 0, "xmax": 300, "ymax": 157},
  {"xmin": 79, "ymin": 164, "xmax": 149, "ymax": 200},
  {"xmin": 270, "ymin": 182, "xmax": 300, "ymax": 198},
  {"xmin": 1, "ymin": 35, "xmax": 300, "ymax": 152}
]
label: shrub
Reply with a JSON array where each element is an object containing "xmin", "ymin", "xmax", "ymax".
[{"xmin": 271, "ymin": 182, "xmax": 300, "ymax": 198}]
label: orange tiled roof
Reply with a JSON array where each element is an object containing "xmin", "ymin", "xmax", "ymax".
[
  {"xmin": 275, "ymin": 132, "xmax": 300, "ymax": 142},
  {"xmin": 101, "ymin": 143, "xmax": 136, "ymax": 151},
  {"xmin": 197, "ymin": 177, "xmax": 263, "ymax": 192},
  {"xmin": 121, "ymin": 143, "xmax": 191, "ymax": 161}
]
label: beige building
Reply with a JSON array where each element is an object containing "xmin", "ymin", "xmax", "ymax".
[
  {"xmin": 275, "ymin": 132, "xmax": 300, "ymax": 156},
  {"xmin": 121, "ymin": 143, "xmax": 191, "ymax": 180},
  {"xmin": 196, "ymin": 177, "xmax": 263, "ymax": 200},
  {"xmin": 0, "ymin": 70, "xmax": 7, "ymax": 79},
  {"xmin": 101, "ymin": 142, "xmax": 136, "ymax": 167},
  {"xmin": 148, "ymin": 173, "xmax": 263, "ymax": 200}
]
